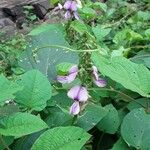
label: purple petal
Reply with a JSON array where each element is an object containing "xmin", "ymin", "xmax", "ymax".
[
  {"xmin": 57, "ymin": 76, "xmax": 68, "ymax": 84},
  {"xmin": 70, "ymin": 1, "xmax": 77, "ymax": 11},
  {"xmin": 92, "ymin": 66, "xmax": 99, "ymax": 80},
  {"xmin": 67, "ymin": 72, "xmax": 78, "ymax": 83},
  {"xmin": 67, "ymin": 85, "xmax": 88, "ymax": 102},
  {"xmin": 64, "ymin": 11, "xmax": 71, "ymax": 19},
  {"xmin": 77, "ymin": 86, "xmax": 88, "ymax": 102},
  {"xmin": 70, "ymin": 101, "xmax": 80, "ymax": 115},
  {"xmin": 64, "ymin": 0, "xmax": 72, "ymax": 10},
  {"xmin": 69, "ymin": 65, "xmax": 78, "ymax": 74},
  {"xmin": 94, "ymin": 78, "xmax": 107, "ymax": 87},
  {"xmin": 73, "ymin": 12, "xmax": 79, "ymax": 20}
]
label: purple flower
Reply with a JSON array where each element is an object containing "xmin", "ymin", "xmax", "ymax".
[
  {"xmin": 57, "ymin": 65, "xmax": 78, "ymax": 84},
  {"xmin": 92, "ymin": 66, "xmax": 107, "ymax": 87},
  {"xmin": 70, "ymin": 101, "xmax": 80, "ymax": 115},
  {"xmin": 68, "ymin": 85, "xmax": 88, "ymax": 115},
  {"xmin": 63, "ymin": 0, "xmax": 79, "ymax": 20},
  {"xmin": 67, "ymin": 85, "xmax": 88, "ymax": 102}
]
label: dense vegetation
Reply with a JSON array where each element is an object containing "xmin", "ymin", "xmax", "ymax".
[{"xmin": 0, "ymin": 0, "xmax": 150, "ymax": 149}]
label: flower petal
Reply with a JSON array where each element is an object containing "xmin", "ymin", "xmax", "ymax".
[
  {"xmin": 67, "ymin": 85, "xmax": 88, "ymax": 102},
  {"xmin": 70, "ymin": 101, "xmax": 80, "ymax": 115},
  {"xmin": 64, "ymin": 0, "xmax": 72, "ymax": 10},
  {"xmin": 73, "ymin": 12, "xmax": 79, "ymax": 20},
  {"xmin": 77, "ymin": 86, "xmax": 88, "ymax": 102},
  {"xmin": 69, "ymin": 65, "xmax": 78, "ymax": 74},
  {"xmin": 57, "ymin": 76, "xmax": 68, "ymax": 84},
  {"xmin": 67, "ymin": 85, "xmax": 81, "ymax": 100},
  {"xmin": 67, "ymin": 72, "xmax": 78, "ymax": 83},
  {"xmin": 94, "ymin": 78, "xmax": 107, "ymax": 87},
  {"xmin": 64, "ymin": 11, "xmax": 71, "ymax": 19},
  {"xmin": 70, "ymin": 1, "xmax": 77, "ymax": 11},
  {"xmin": 92, "ymin": 66, "xmax": 99, "ymax": 80}
]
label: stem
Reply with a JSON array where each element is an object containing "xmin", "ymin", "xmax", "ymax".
[
  {"xmin": 89, "ymin": 87, "xmax": 145, "ymax": 108},
  {"xmin": 0, "ymin": 135, "xmax": 11, "ymax": 150},
  {"xmin": 33, "ymin": 45, "xmax": 100, "ymax": 53},
  {"xmin": 97, "ymin": 132, "xmax": 104, "ymax": 150}
]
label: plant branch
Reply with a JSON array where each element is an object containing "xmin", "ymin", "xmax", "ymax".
[{"xmin": 0, "ymin": 135, "xmax": 11, "ymax": 150}]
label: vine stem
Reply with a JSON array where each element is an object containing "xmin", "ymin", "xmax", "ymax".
[
  {"xmin": 32, "ymin": 45, "xmax": 100, "ymax": 53},
  {"xmin": 0, "ymin": 135, "xmax": 11, "ymax": 150},
  {"xmin": 53, "ymin": 86, "xmax": 146, "ymax": 108}
]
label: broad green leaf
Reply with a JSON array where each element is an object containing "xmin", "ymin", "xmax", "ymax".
[
  {"xmin": 92, "ymin": 25, "xmax": 111, "ymax": 41},
  {"xmin": 45, "ymin": 106, "xmax": 73, "ymax": 128},
  {"xmin": 75, "ymin": 103, "xmax": 108, "ymax": 131},
  {"xmin": 141, "ymin": 129, "xmax": 150, "ymax": 150},
  {"xmin": 92, "ymin": 52, "xmax": 150, "ymax": 97},
  {"xmin": 121, "ymin": 108, "xmax": 150, "ymax": 149},
  {"xmin": 127, "ymin": 98, "xmax": 149, "ymax": 111},
  {"xmin": 13, "ymin": 130, "xmax": 44, "ymax": 150},
  {"xmin": 0, "ymin": 104, "xmax": 19, "ymax": 117},
  {"xmin": 111, "ymin": 138, "xmax": 129, "ymax": 150},
  {"xmin": 0, "ymin": 75, "xmax": 21, "ymax": 103},
  {"xmin": 131, "ymin": 50, "xmax": 150, "ymax": 69},
  {"xmin": 15, "ymin": 70, "xmax": 52, "ymax": 111},
  {"xmin": 0, "ymin": 112, "xmax": 48, "ymax": 136},
  {"xmin": 31, "ymin": 126, "xmax": 91, "ymax": 150},
  {"xmin": 97, "ymin": 104, "xmax": 120, "ymax": 134},
  {"xmin": 137, "ymin": 11, "xmax": 150, "ymax": 21},
  {"xmin": 19, "ymin": 24, "xmax": 78, "ymax": 81}
]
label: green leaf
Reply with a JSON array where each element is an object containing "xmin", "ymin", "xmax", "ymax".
[
  {"xmin": 92, "ymin": 52, "xmax": 150, "ymax": 97},
  {"xmin": 15, "ymin": 70, "xmax": 52, "ymax": 111},
  {"xmin": 70, "ymin": 20, "xmax": 88, "ymax": 35},
  {"xmin": 97, "ymin": 104, "xmax": 120, "ymax": 134},
  {"xmin": 92, "ymin": 2, "xmax": 107, "ymax": 12},
  {"xmin": 31, "ymin": 126, "xmax": 91, "ymax": 150},
  {"xmin": 121, "ymin": 108, "xmax": 150, "ymax": 149},
  {"xmin": 141, "ymin": 129, "xmax": 150, "ymax": 150},
  {"xmin": 0, "ymin": 75, "xmax": 21, "ymax": 103},
  {"xmin": 45, "ymin": 106, "xmax": 73, "ymax": 128},
  {"xmin": 127, "ymin": 98, "xmax": 148, "ymax": 111},
  {"xmin": 0, "ymin": 112, "xmax": 48, "ymax": 136},
  {"xmin": 92, "ymin": 25, "xmax": 111, "ymax": 41},
  {"xmin": 56, "ymin": 62, "xmax": 75, "ymax": 75},
  {"xmin": 131, "ymin": 50, "xmax": 150, "ymax": 69},
  {"xmin": 80, "ymin": 7, "xmax": 97, "ymax": 19},
  {"xmin": 113, "ymin": 29, "xmax": 143, "ymax": 45},
  {"xmin": 0, "ymin": 104, "xmax": 20, "ymax": 117},
  {"xmin": 19, "ymin": 24, "xmax": 78, "ymax": 81},
  {"xmin": 145, "ymin": 29, "xmax": 150, "ymax": 37},
  {"xmin": 111, "ymin": 138, "xmax": 129, "ymax": 150},
  {"xmin": 75, "ymin": 103, "xmax": 108, "ymax": 131}
]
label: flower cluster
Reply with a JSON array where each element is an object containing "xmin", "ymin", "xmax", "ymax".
[
  {"xmin": 57, "ymin": 65, "xmax": 106, "ymax": 115},
  {"xmin": 55, "ymin": 0, "xmax": 80, "ymax": 20}
]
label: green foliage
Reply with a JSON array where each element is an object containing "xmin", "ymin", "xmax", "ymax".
[
  {"xmin": 0, "ymin": 75, "xmax": 22, "ymax": 104},
  {"xmin": 31, "ymin": 126, "xmax": 91, "ymax": 150},
  {"xmin": 97, "ymin": 104, "xmax": 120, "ymax": 134},
  {"xmin": 19, "ymin": 24, "xmax": 78, "ymax": 81},
  {"xmin": 15, "ymin": 70, "xmax": 52, "ymax": 111},
  {"xmin": 121, "ymin": 108, "xmax": 150, "ymax": 149},
  {"xmin": 0, "ymin": 112, "xmax": 48, "ymax": 136},
  {"xmin": 92, "ymin": 52, "xmax": 150, "ymax": 97},
  {"xmin": 75, "ymin": 103, "xmax": 108, "ymax": 131}
]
